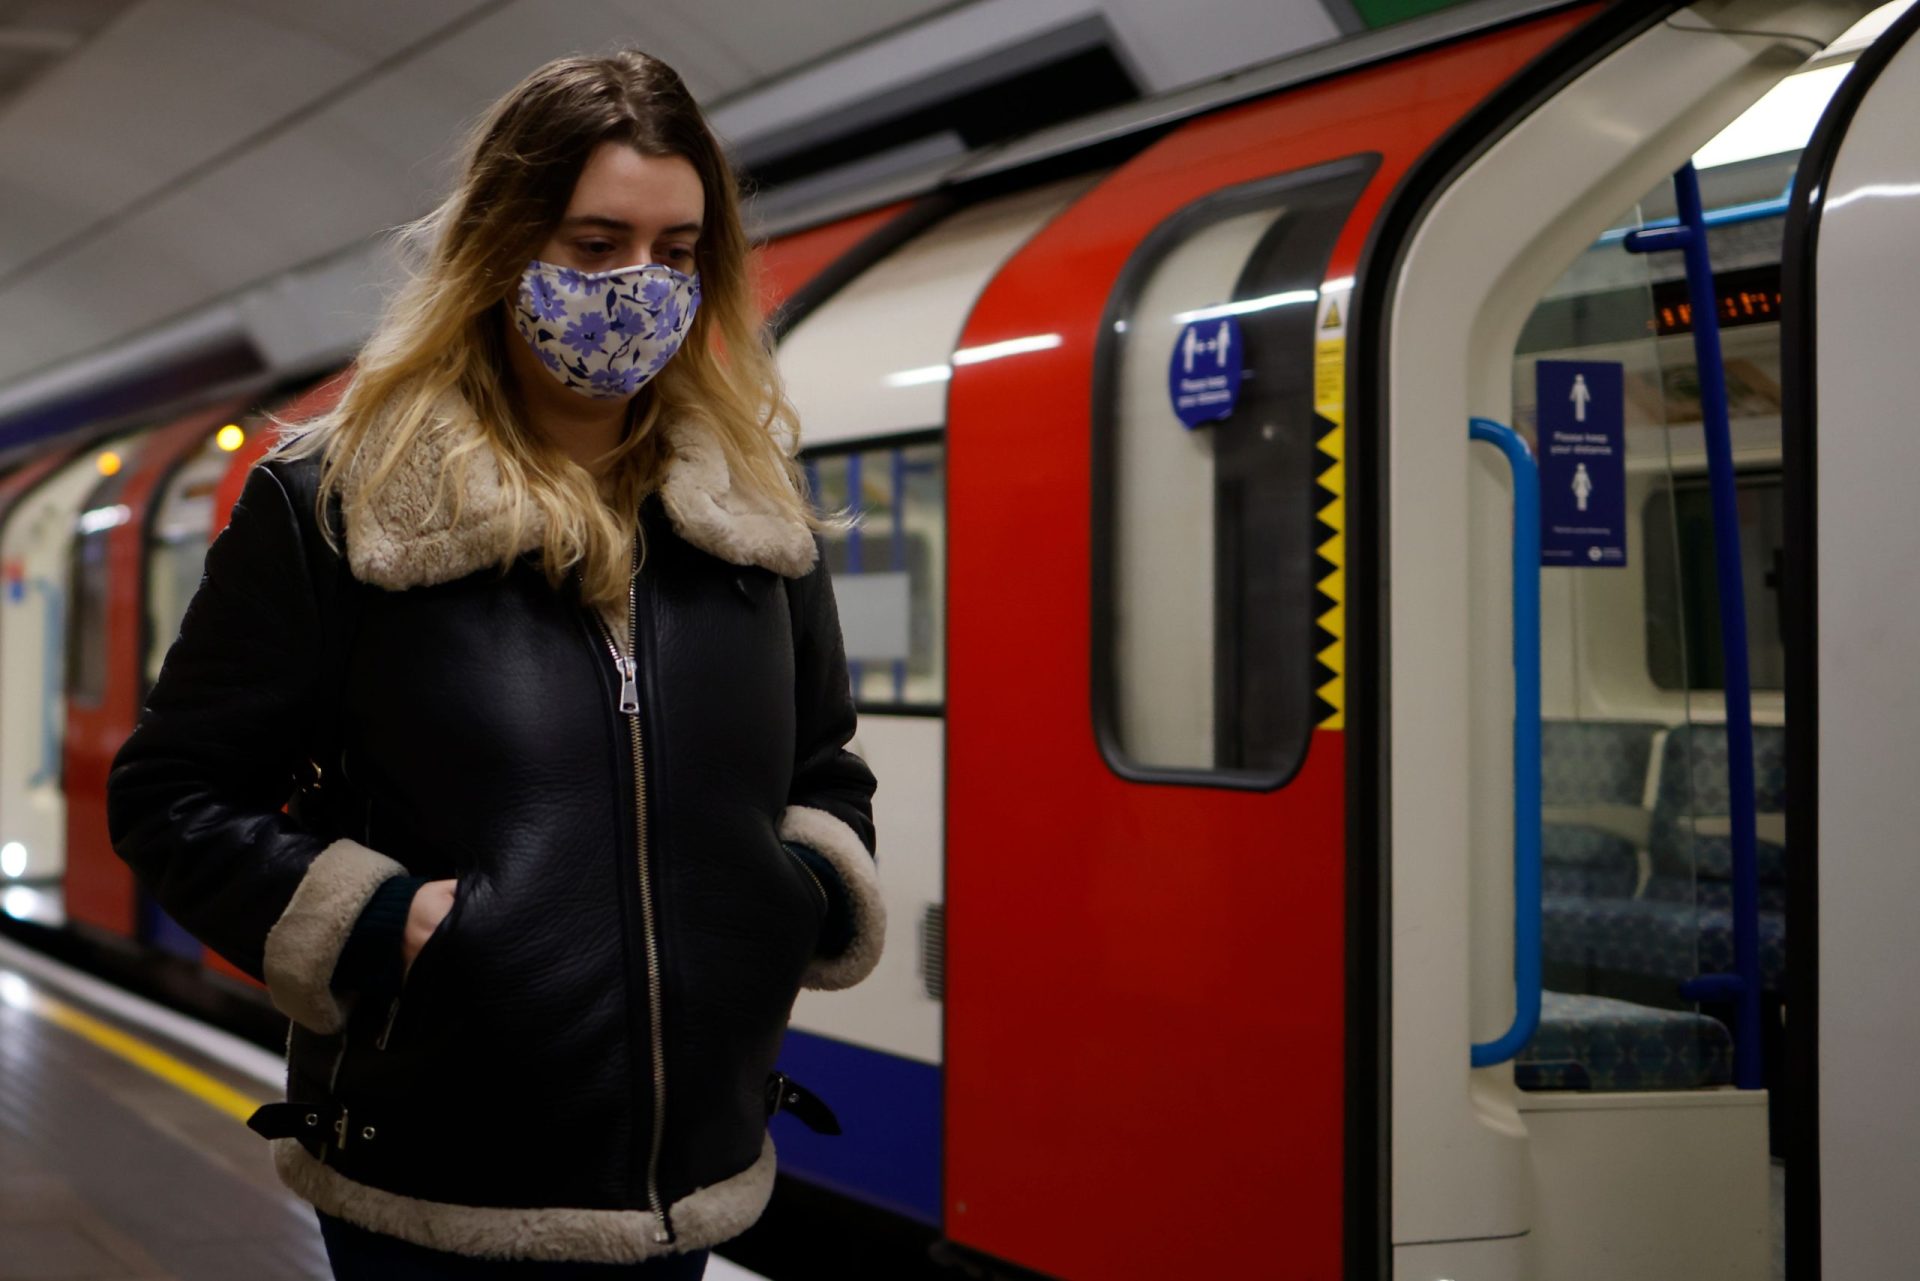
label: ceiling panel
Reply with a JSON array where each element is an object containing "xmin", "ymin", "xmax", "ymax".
[
  {"xmin": 0, "ymin": 1, "xmax": 135, "ymax": 111},
  {"xmin": 0, "ymin": 1, "xmax": 488, "ymax": 280},
  {"xmin": 0, "ymin": 0, "xmax": 1342, "ymax": 394}
]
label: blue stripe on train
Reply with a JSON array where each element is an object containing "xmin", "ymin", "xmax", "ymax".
[{"xmin": 772, "ymin": 1028, "xmax": 941, "ymax": 1225}]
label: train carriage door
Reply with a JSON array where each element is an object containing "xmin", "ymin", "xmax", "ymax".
[
  {"xmin": 769, "ymin": 180, "xmax": 1105, "ymax": 1229},
  {"xmin": 1781, "ymin": 3, "xmax": 1920, "ymax": 1275},
  {"xmin": 1373, "ymin": 2, "xmax": 1887, "ymax": 1278},
  {"xmin": 940, "ymin": 13, "xmax": 1590, "ymax": 1280},
  {"xmin": 0, "ymin": 436, "xmax": 155, "ymax": 925},
  {"xmin": 64, "ymin": 403, "xmax": 244, "ymax": 942}
]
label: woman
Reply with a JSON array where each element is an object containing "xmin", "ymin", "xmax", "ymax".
[{"xmin": 105, "ymin": 48, "xmax": 884, "ymax": 1277}]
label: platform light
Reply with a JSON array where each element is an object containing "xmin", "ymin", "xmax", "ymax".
[
  {"xmin": 95, "ymin": 450, "xmax": 122, "ymax": 476},
  {"xmin": 1, "ymin": 885, "xmax": 54, "ymax": 927},
  {"xmin": 0, "ymin": 841, "xmax": 23, "ymax": 877},
  {"xmin": 0, "ymin": 972, "xmax": 29, "ymax": 1009},
  {"xmin": 77, "ymin": 504, "xmax": 131, "ymax": 535},
  {"xmin": 215, "ymin": 424, "xmax": 245, "ymax": 452}
]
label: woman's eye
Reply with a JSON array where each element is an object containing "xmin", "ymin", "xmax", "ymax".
[{"xmin": 578, "ymin": 241, "xmax": 615, "ymax": 257}]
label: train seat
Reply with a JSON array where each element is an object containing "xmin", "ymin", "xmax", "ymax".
[
  {"xmin": 1541, "ymin": 723, "xmax": 1790, "ymax": 995},
  {"xmin": 1516, "ymin": 990, "xmax": 1732, "ymax": 1092},
  {"xmin": 1645, "ymin": 724, "xmax": 1789, "ymax": 914},
  {"xmin": 1542, "ymin": 895, "xmax": 1788, "ymax": 992},
  {"xmin": 1539, "ymin": 720, "xmax": 1662, "ymax": 898}
]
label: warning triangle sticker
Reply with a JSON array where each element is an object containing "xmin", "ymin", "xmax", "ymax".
[{"xmin": 1321, "ymin": 299, "xmax": 1342, "ymax": 330}]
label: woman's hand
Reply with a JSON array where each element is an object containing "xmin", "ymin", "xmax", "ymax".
[{"xmin": 401, "ymin": 879, "xmax": 458, "ymax": 981}]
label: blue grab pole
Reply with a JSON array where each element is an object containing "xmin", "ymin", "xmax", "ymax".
[
  {"xmin": 1625, "ymin": 163, "xmax": 1765, "ymax": 1090},
  {"xmin": 1469, "ymin": 417, "xmax": 1543, "ymax": 1069}
]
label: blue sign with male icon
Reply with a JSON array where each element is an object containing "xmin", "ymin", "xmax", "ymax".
[{"xmin": 1536, "ymin": 358, "xmax": 1626, "ymax": 568}]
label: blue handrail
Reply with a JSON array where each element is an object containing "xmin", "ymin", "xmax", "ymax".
[
  {"xmin": 1596, "ymin": 180, "xmax": 1793, "ymax": 244},
  {"xmin": 1469, "ymin": 417, "xmax": 1543, "ymax": 1069},
  {"xmin": 1624, "ymin": 162, "xmax": 1764, "ymax": 1090}
]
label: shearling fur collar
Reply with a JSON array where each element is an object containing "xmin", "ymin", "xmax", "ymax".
[{"xmin": 337, "ymin": 389, "xmax": 817, "ymax": 590}]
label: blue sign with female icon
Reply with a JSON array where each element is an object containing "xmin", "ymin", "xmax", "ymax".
[{"xmin": 1536, "ymin": 358, "xmax": 1626, "ymax": 567}]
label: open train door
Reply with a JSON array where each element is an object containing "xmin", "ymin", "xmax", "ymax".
[
  {"xmin": 1781, "ymin": 3, "xmax": 1920, "ymax": 1276},
  {"xmin": 940, "ymin": 12, "xmax": 1589, "ymax": 1279},
  {"xmin": 1366, "ymin": 1, "xmax": 1891, "ymax": 1277}
]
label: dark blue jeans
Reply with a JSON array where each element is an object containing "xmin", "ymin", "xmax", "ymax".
[{"xmin": 317, "ymin": 1211, "xmax": 710, "ymax": 1279}]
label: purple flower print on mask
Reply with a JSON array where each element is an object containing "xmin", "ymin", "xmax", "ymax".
[
  {"xmin": 609, "ymin": 303, "xmax": 649, "ymax": 338},
  {"xmin": 589, "ymin": 365, "xmax": 646, "ymax": 397},
  {"xmin": 527, "ymin": 273, "xmax": 566, "ymax": 322},
  {"xmin": 512, "ymin": 258, "xmax": 701, "ymax": 401},
  {"xmin": 561, "ymin": 316, "xmax": 609, "ymax": 355}
]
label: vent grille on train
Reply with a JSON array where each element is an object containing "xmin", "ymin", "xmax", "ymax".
[{"xmin": 918, "ymin": 903, "xmax": 945, "ymax": 1003}]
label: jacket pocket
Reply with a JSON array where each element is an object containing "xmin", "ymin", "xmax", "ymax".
[
  {"xmin": 373, "ymin": 873, "xmax": 471, "ymax": 1052},
  {"xmin": 782, "ymin": 841, "xmax": 832, "ymax": 923}
]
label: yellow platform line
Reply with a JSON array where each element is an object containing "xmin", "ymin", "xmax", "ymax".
[{"xmin": 26, "ymin": 985, "xmax": 265, "ymax": 1123}]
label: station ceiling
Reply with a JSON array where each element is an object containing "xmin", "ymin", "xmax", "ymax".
[{"xmin": 0, "ymin": 0, "xmax": 1350, "ymax": 409}]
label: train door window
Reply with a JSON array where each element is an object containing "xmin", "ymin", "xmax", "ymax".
[
  {"xmin": 145, "ymin": 430, "xmax": 236, "ymax": 689},
  {"xmin": 67, "ymin": 465, "xmax": 138, "ymax": 710},
  {"xmin": 1093, "ymin": 157, "xmax": 1373, "ymax": 783},
  {"xmin": 804, "ymin": 434, "xmax": 945, "ymax": 713},
  {"xmin": 1643, "ymin": 471, "xmax": 1785, "ymax": 692}
]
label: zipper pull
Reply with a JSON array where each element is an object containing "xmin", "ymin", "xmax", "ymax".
[{"xmin": 615, "ymin": 655, "xmax": 640, "ymax": 715}]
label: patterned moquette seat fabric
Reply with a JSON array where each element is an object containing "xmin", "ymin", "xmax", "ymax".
[
  {"xmin": 1516, "ymin": 991, "xmax": 1733, "ymax": 1092},
  {"xmin": 1538, "ymin": 720, "xmax": 1660, "ymax": 899},
  {"xmin": 1643, "ymin": 724, "xmax": 1788, "ymax": 990}
]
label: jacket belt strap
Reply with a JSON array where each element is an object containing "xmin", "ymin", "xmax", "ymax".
[
  {"xmin": 246, "ymin": 1100, "xmax": 392, "ymax": 1151},
  {"xmin": 764, "ymin": 1072, "xmax": 841, "ymax": 1135}
]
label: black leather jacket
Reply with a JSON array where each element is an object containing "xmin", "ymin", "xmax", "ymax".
[{"xmin": 106, "ymin": 401, "xmax": 883, "ymax": 1265}]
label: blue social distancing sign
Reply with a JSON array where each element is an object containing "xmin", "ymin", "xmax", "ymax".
[
  {"xmin": 1168, "ymin": 315, "xmax": 1243, "ymax": 429},
  {"xmin": 1536, "ymin": 359, "xmax": 1626, "ymax": 568}
]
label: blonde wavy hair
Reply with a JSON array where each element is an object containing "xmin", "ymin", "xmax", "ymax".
[{"xmin": 270, "ymin": 48, "xmax": 825, "ymax": 610}]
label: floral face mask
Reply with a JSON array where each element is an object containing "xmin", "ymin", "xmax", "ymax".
[{"xmin": 511, "ymin": 259, "xmax": 702, "ymax": 400}]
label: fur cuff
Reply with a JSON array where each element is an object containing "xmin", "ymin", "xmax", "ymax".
[
  {"xmin": 263, "ymin": 839, "xmax": 408, "ymax": 1034},
  {"xmin": 271, "ymin": 1133, "xmax": 776, "ymax": 1263},
  {"xmin": 778, "ymin": 805, "xmax": 884, "ymax": 990}
]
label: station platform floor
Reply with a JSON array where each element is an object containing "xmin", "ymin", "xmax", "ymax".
[{"xmin": 0, "ymin": 933, "xmax": 765, "ymax": 1281}]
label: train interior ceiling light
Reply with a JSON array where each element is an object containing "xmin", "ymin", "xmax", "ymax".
[{"xmin": 1692, "ymin": 0, "xmax": 1912, "ymax": 171}]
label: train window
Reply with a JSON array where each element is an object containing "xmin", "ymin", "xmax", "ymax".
[
  {"xmin": 66, "ymin": 524, "xmax": 111, "ymax": 708},
  {"xmin": 1643, "ymin": 471, "xmax": 1785, "ymax": 692},
  {"xmin": 1092, "ymin": 157, "xmax": 1373, "ymax": 784},
  {"xmin": 145, "ymin": 432, "xmax": 234, "ymax": 689},
  {"xmin": 67, "ymin": 457, "xmax": 142, "ymax": 709},
  {"xmin": 804, "ymin": 433, "xmax": 945, "ymax": 714}
]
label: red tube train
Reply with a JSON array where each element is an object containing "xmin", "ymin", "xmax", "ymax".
[{"xmin": 4, "ymin": 2, "xmax": 1917, "ymax": 1277}]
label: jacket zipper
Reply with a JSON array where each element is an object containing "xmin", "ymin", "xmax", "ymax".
[
  {"xmin": 375, "ymin": 995, "xmax": 400, "ymax": 1050},
  {"xmin": 586, "ymin": 535, "xmax": 674, "ymax": 1244},
  {"xmin": 787, "ymin": 844, "xmax": 830, "ymax": 914}
]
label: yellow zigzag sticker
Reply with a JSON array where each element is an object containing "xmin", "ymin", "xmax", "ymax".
[{"xmin": 1313, "ymin": 334, "xmax": 1346, "ymax": 730}]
